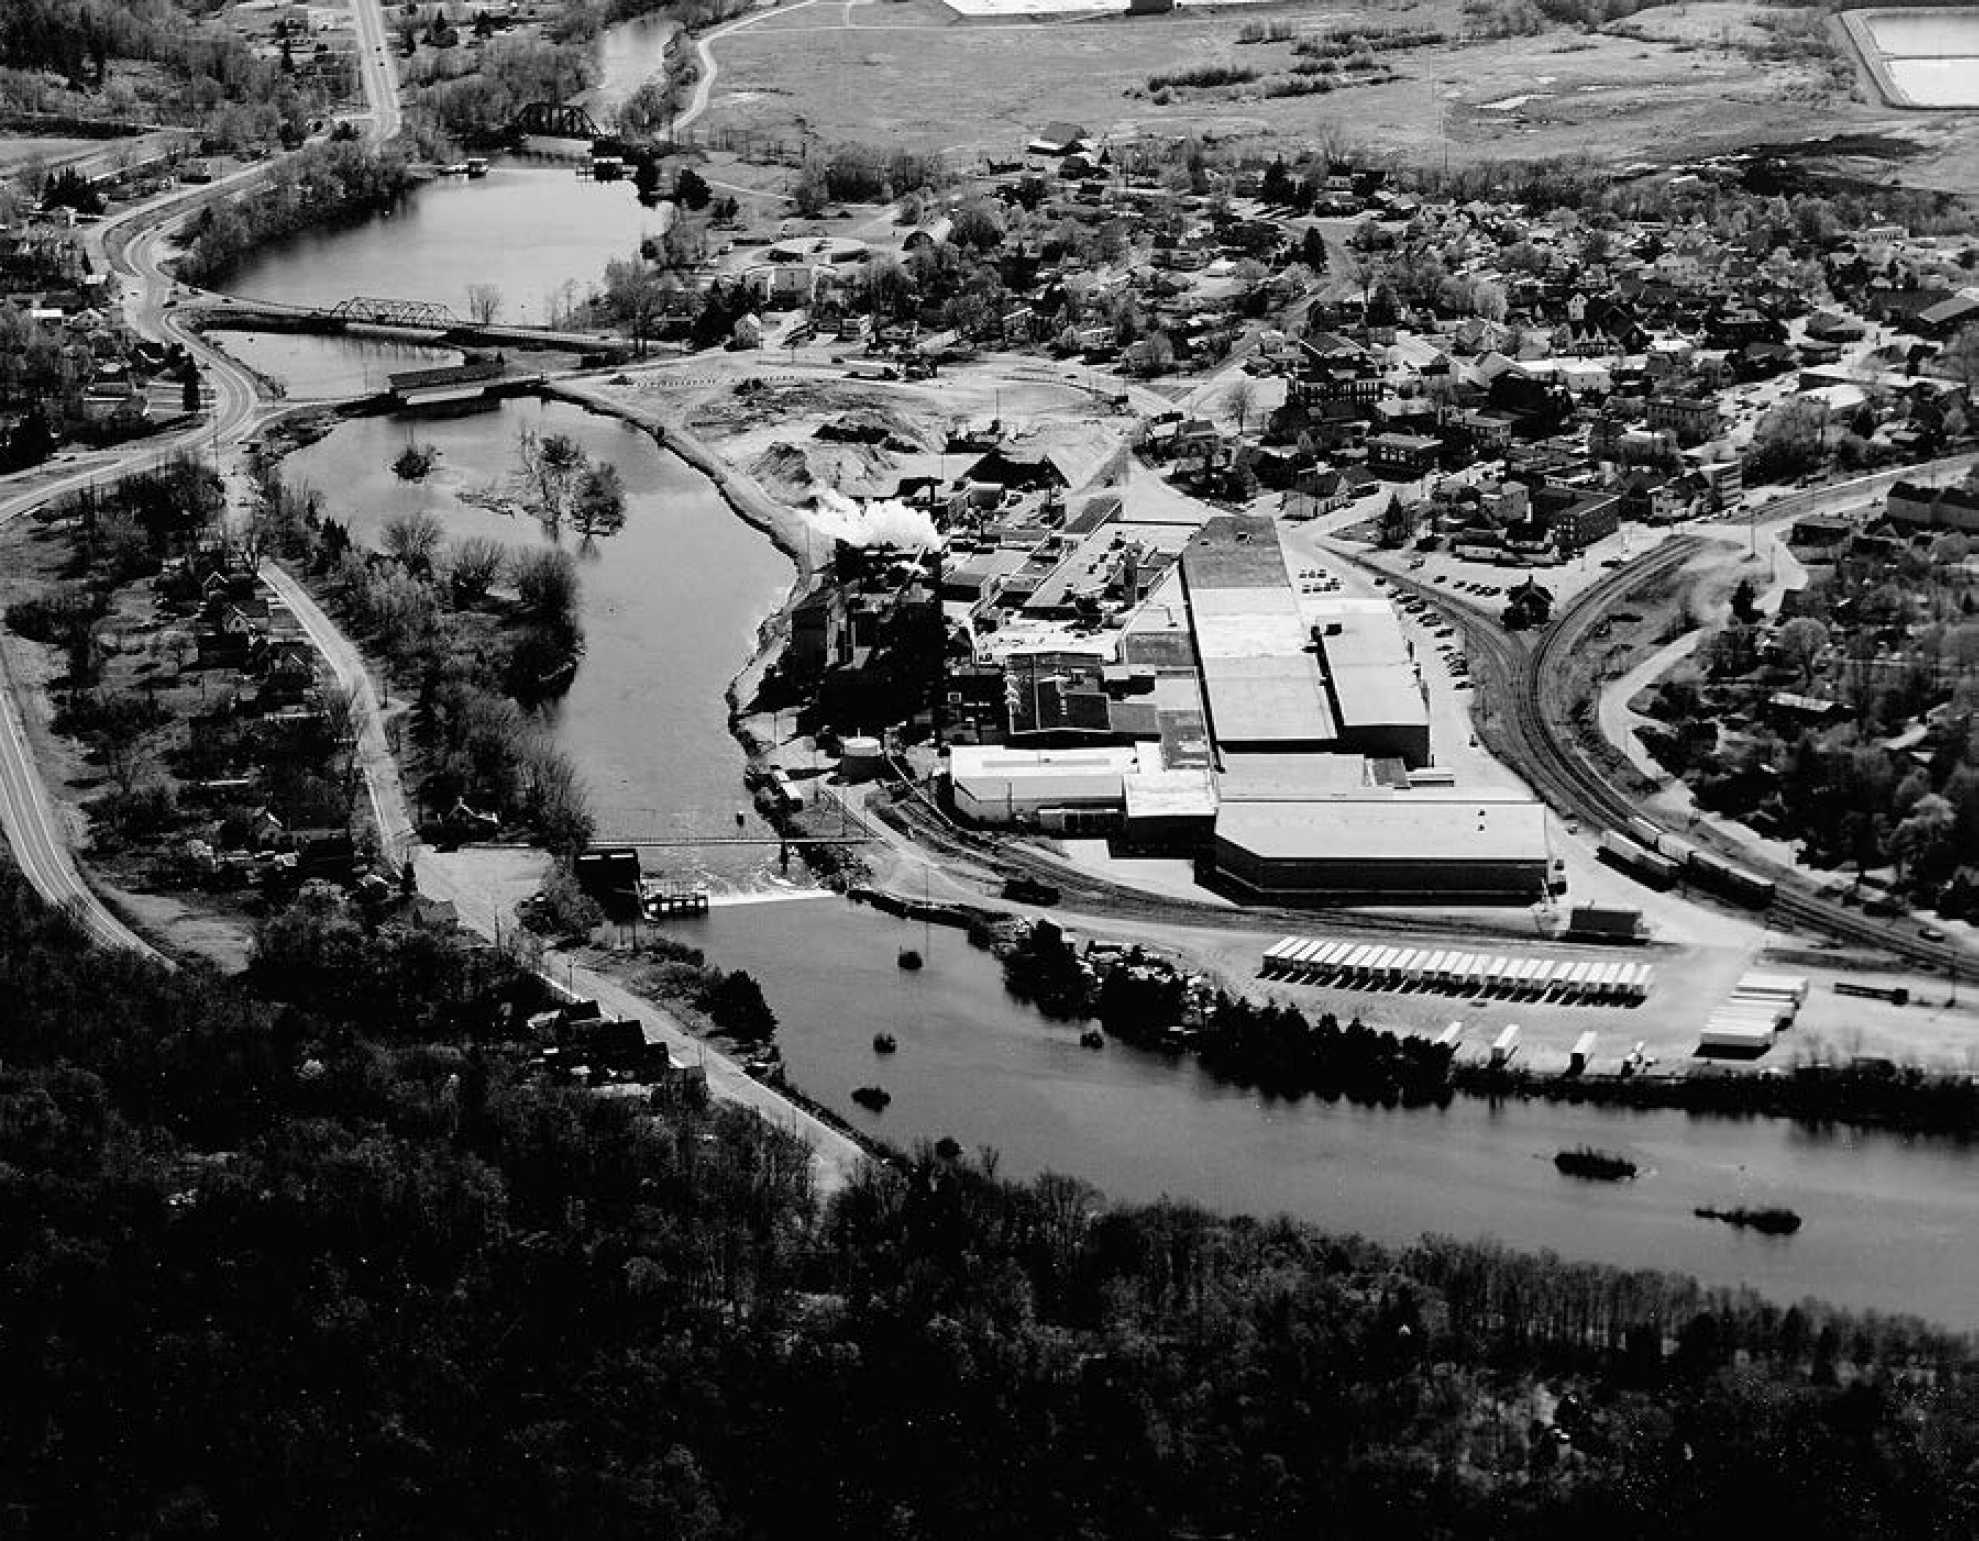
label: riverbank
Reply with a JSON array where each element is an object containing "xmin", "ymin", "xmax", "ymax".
[{"xmin": 543, "ymin": 375, "xmax": 849, "ymax": 870}]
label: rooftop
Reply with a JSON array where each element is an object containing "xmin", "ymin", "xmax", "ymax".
[
  {"xmin": 1214, "ymin": 794, "xmax": 1548, "ymax": 864},
  {"xmin": 1180, "ymin": 514, "xmax": 1286, "ymax": 590},
  {"xmin": 1200, "ymin": 654, "xmax": 1336, "ymax": 746}
]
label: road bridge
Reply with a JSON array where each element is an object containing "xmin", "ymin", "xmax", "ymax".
[
  {"xmin": 328, "ymin": 295, "xmax": 459, "ymax": 328},
  {"xmin": 198, "ymin": 295, "xmax": 630, "ymax": 358},
  {"xmin": 585, "ymin": 836, "xmax": 876, "ymax": 847}
]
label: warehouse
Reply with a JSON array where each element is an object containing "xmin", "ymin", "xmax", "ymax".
[
  {"xmin": 1308, "ymin": 599, "xmax": 1430, "ymax": 767},
  {"xmin": 1181, "ymin": 515, "xmax": 1342, "ymax": 753},
  {"xmin": 1181, "ymin": 515, "xmax": 1429, "ymax": 765},
  {"xmin": 1212, "ymin": 792, "xmax": 1551, "ymax": 904},
  {"xmin": 947, "ymin": 744, "xmax": 1142, "ymax": 830}
]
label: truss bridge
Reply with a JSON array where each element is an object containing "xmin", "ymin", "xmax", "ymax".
[{"xmin": 327, "ymin": 295, "xmax": 459, "ymax": 329}]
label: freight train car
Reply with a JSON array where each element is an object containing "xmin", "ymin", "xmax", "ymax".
[
  {"xmin": 1598, "ymin": 831, "xmax": 1679, "ymax": 889},
  {"xmin": 1687, "ymin": 850, "xmax": 1775, "ymax": 907}
]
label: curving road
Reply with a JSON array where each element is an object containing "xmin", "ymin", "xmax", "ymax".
[{"xmin": 0, "ymin": 0, "xmax": 404, "ymax": 958}]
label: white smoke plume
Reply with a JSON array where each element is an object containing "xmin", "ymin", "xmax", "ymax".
[{"xmin": 808, "ymin": 488, "xmax": 940, "ymax": 551}]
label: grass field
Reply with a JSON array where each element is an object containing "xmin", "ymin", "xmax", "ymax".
[{"xmin": 697, "ymin": 0, "xmax": 1979, "ymax": 187}]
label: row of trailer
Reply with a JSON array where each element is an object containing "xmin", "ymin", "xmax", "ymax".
[
  {"xmin": 1598, "ymin": 819, "xmax": 1776, "ymax": 908},
  {"xmin": 1260, "ymin": 938, "xmax": 1654, "ymax": 1005},
  {"xmin": 1697, "ymin": 971, "xmax": 1810, "ymax": 1057}
]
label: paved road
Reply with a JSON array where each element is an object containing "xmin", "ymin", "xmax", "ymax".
[
  {"xmin": 415, "ymin": 851, "xmax": 868, "ymax": 1194},
  {"xmin": 260, "ymin": 562, "xmax": 417, "ymax": 863},
  {"xmin": 674, "ymin": 0, "xmax": 821, "ymax": 137},
  {"xmin": 0, "ymin": 0, "xmax": 405, "ymax": 953}
]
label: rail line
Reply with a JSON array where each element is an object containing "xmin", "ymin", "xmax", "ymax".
[{"xmin": 1382, "ymin": 539, "xmax": 1974, "ymax": 978}]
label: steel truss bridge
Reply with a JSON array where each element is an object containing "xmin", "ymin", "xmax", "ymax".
[
  {"xmin": 513, "ymin": 102, "xmax": 605, "ymax": 140},
  {"xmin": 327, "ymin": 296, "xmax": 459, "ymax": 328}
]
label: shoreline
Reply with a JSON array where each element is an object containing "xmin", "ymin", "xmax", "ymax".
[{"xmin": 542, "ymin": 376, "xmax": 833, "ymax": 843}]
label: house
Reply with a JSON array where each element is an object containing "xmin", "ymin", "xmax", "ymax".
[
  {"xmin": 1027, "ymin": 121, "xmax": 1089, "ymax": 157},
  {"xmin": 1615, "ymin": 468, "xmax": 1692, "ymax": 525}
]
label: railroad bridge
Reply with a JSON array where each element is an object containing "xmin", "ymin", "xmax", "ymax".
[{"xmin": 513, "ymin": 102, "xmax": 606, "ymax": 152}]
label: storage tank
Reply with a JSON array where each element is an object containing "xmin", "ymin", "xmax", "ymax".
[{"xmin": 839, "ymin": 735, "xmax": 885, "ymax": 782}]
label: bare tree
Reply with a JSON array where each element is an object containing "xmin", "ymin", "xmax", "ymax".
[
  {"xmin": 513, "ymin": 429, "xmax": 588, "ymax": 527},
  {"xmin": 447, "ymin": 534, "xmax": 508, "ymax": 606},
  {"xmin": 465, "ymin": 282, "xmax": 504, "ymax": 326},
  {"xmin": 317, "ymin": 682, "xmax": 366, "ymax": 823},
  {"xmin": 381, "ymin": 508, "xmax": 447, "ymax": 575},
  {"xmin": 1226, "ymin": 376, "xmax": 1261, "ymax": 436}
]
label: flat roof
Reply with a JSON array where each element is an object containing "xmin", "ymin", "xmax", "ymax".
[
  {"xmin": 1215, "ymin": 795, "xmax": 1549, "ymax": 864},
  {"xmin": 1181, "ymin": 514, "xmax": 1286, "ymax": 590},
  {"xmin": 949, "ymin": 744, "xmax": 1140, "ymax": 776},
  {"xmin": 1329, "ymin": 664, "xmax": 1429, "ymax": 729},
  {"xmin": 1189, "ymin": 584, "xmax": 1299, "ymax": 620},
  {"xmin": 1219, "ymin": 752, "xmax": 1368, "ymax": 799},
  {"xmin": 1193, "ymin": 608, "xmax": 1310, "ymax": 658},
  {"xmin": 1200, "ymin": 655, "xmax": 1335, "ymax": 745},
  {"xmin": 1123, "ymin": 766, "xmax": 1218, "ymax": 820}
]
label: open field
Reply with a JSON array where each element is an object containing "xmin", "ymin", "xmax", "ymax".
[
  {"xmin": 708, "ymin": 0, "xmax": 1852, "ymax": 164},
  {"xmin": 0, "ymin": 136, "xmax": 98, "ymax": 172}
]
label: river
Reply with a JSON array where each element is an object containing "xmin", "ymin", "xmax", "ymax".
[
  {"xmin": 220, "ymin": 158, "xmax": 670, "ymax": 327},
  {"xmin": 281, "ymin": 399, "xmax": 796, "ymax": 888},
  {"xmin": 202, "ymin": 16, "xmax": 1979, "ymax": 1325},
  {"xmin": 691, "ymin": 896, "xmax": 1979, "ymax": 1326}
]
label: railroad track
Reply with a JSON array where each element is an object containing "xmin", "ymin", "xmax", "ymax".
[
  {"xmin": 878, "ymin": 782, "xmax": 1573, "ymax": 948},
  {"xmin": 1380, "ymin": 542, "xmax": 1975, "ymax": 978}
]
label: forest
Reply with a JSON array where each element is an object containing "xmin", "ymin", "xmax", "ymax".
[
  {"xmin": 0, "ymin": 0, "xmax": 348, "ymax": 149},
  {"xmin": 5, "ymin": 862, "xmax": 1976, "ymax": 1538}
]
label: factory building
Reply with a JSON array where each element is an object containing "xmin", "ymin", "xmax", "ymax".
[
  {"xmin": 1181, "ymin": 515, "xmax": 1429, "ymax": 767},
  {"xmin": 949, "ymin": 513, "xmax": 1545, "ymax": 905},
  {"xmin": 947, "ymin": 744, "xmax": 1143, "ymax": 832},
  {"xmin": 1212, "ymin": 792, "xmax": 1551, "ymax": 905}
]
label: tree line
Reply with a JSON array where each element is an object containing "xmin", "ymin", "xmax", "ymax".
[
  {"xmin": 176, "ymin": 140, "xmax": 413, "ymax": 285},
  {"xmin": 0, "ymin": 862, "xmax": 1976, "ymax": 1538}
]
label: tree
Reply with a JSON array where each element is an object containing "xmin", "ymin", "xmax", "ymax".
[
  {"xmin": 1892, "ymin": 793, "xmax": 1956, "ymax": 886},
  {"xmin": 673, "ymin": 165, "xmax": 711, "ymax": 211},
  {"xmin": 601, "ymin": 254, "xmax": 667, "ymax": 357},
  {"xmin": 447, "ymin": 535, "xmax": 507, "ymax": 606},
  {"xmin": 180, "ymin": 365, "xmax": 200, "ymax": 415},
  {"xmin": 1226, "ymin": 376, "xmax": 1261, "ymax": 436},
  {"xmin": 1941, "ymin": 322, "xmax": 1979, "ymax": 395},
  {"xmin": 1775, "ymin": 617, "xmax": 1829, "ymax": 685},
  {"xmin": 511, "ymin": 546, "xmax": 580, "ymax": 634},
  {"xmin": 570, "ymin": 463, "xmax": 626, "ymax": 539},
  {"xmin": 381, "ymin": 508, "xmax": 446, "ymax": 575},
  {"xmin": 513, "ymin": 429, "xmax": 588, "ymax": 526},
  {"xmin": 1747, "ymin": 398, "xmax": 1827, "ymax": 482},
  {"xmin": 707, "ymin": 969, "xmax": 777, "ymax": 1040},
  {"xmin": 1377, "ymin": 494, "xmax": 1416, "ymax": 550},
  {"xmin": 1729, "ymin": 577, "xmax": 1762, "ymax": 626},
  {"xmin": 950, "ymin": 199, "xmax": 1005, "ymax": 250},
  {"xmin": 1298, "ymin": 225, "xmax": 1328, "ymax": 272},
  {"xmin": 466, "ymin": 283, "xmax": 504, "ymax": 326}
]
